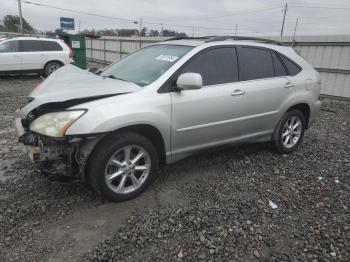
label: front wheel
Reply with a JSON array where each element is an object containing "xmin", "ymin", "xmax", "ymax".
[
  {"xmin": 272, "ymin": 109, "xmax": 306, "ymax": 154},
  {"xmin": 86, "ymin": 133, "xmax": 159, "ymax": 202}
]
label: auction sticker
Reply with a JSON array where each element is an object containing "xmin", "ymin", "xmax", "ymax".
[{"xmin": 156, "ymin": 55, "xmax": 178, "ymax": 62}]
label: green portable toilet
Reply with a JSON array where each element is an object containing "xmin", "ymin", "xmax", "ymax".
[
  {"xmin": 49, "ymin": 32, "xmax": 87, "ymax": 69},
  {"xmin": 69, "ymin": 34, "xmax": 86, "ymax": 69}
]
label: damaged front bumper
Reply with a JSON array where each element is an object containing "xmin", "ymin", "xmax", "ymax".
[{"xmin": 15, "ymin": 111, "xmax": 103, "ymax": 179}]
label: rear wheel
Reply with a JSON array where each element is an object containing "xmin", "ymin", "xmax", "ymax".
[
  {"xmin": 272, "ymin": 109, "xmax": 306, "ymax": 154},
  {"xmin": 44, "ymin": 61, "xmax": 62, "ymax": 77},
  {"xmin": 86, "ymin": 133, "xmax": 159, "ymax": 202}
]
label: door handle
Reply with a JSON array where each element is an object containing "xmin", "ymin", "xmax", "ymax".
[
  {"xmin": 231, "ymin": 89, "xmax": 246, "ymax": 96},
  {"xmin": 284, "ymin": 82, "xmax": 294, "ymax": 88}
]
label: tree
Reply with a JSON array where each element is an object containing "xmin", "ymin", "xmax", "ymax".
[
  {"xmin": 162, "ymin": 29, "xmax": 187, "ymax": 37},
  {"xmin": 118, "ymin": 29, "xmax": 138, "ymax": 37},
  {"xmin": 140, "ymin": 27, "xmax": 147, "ymax": 37},
  {"xmin": 3, "ymin": 15, "xmax": 34, "ymax": 33},
  {"xmin": 149, "ymin": 30, "xmax": 160, "ymax": 37}
]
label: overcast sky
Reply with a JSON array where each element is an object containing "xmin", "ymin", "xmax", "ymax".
[{"xmin": 1, "ymin": 0, "xmax": 350, "ymax": 36}]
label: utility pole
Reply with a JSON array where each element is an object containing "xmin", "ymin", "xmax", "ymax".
[
  {"xmin": 17, "ymin": 0, "xmax": 24, "ymax": 35},
  {"xmin": 139, "ymin": 17, "xmax": 143, "ymax": 36},
  {"xmin": 280, "ymin": 3, "xmax": 288, "ymax": 39},
  {"xmin": 192, "ymin": 26, "xmax": 194, "ymax": 37},
  {"xmin": 139, "ymin": 17, "xmax": 143, "ymax": 48},
  {"xmin": 234, "ymin": 24, "xmax": 238, "ymax": 36},
  {"xmin": 292, "ymin": 18, "xmax": 299, "ymax": 46}
]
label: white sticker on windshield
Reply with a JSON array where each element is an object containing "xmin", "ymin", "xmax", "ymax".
[{"xmin": 156, "ymin": 55, "xmax": 179, "ymax": 62}]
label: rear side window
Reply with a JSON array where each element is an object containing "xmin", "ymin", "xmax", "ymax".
[
  {"xmin": 279, "ymin": 55, "xmax": 301, "ymax": 76},
  {"xmin": 180, "ymin": 47, "xmax": 238, "ymax": 86},
  {"xmin": 21, "ymin": 40, "xmax": 43, "ymax": 52},
  {"xmin": 41, "ymin": 41, "xmax": 63, "ymax": 51},
  {"xmin": 237, "ymin": 47, "xmax": 274, "ymax": 81},
  {"xmin": 271, "ymin": 52, "xmax": 287, "ymax": 77},
  {"xmin": 0, "ymin": 40, "xmax": 19, "ymax": 53}
]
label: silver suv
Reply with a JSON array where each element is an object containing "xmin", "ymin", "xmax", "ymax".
[{"xmin": 15, "ymin": 36, "xmax": 321, "ymax": 201}]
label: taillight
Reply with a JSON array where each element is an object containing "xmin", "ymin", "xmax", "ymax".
[
  {"xmin": 62, "ymin": 41, "xmax": 73, "ymax": 59},
  {"xmin": 69, "ymin": 47, "xmax": 73, "ymax": 58}
]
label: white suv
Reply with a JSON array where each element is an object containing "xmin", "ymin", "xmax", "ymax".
[{"xmin": 0, "ymin": 37, "xmax": 72, "ymax": 77}]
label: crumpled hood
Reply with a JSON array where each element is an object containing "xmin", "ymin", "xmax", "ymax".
[{"xmin": 20, "ymin": 64, "xmax": 141, "ymax": 118}]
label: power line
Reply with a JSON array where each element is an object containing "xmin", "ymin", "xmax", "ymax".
[
  {"xmin": 23, "ymin": 0, "xmax": 240, "ymax": 32},
  {"xmin": 144, "ymin": 6, "xmax": 282, "ymax": 22},
  {"xmin": 289, "ymin": 5, "xmax": 350, "ymax": 10},
  {"xmin": 23, "ymin": 1, "xmax": 137, "ymax": 23}
]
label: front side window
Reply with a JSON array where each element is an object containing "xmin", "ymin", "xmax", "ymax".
[
  {"xmin": 180, "ymin": 47, "xmax": 238, "ymax": 86},
  {"xmin": 21, "ymin": 40, "xmax": 43, "ymax": 52},
  {"xmin": 238, "ymin": 47, "xmax": 274, "ymax": 81},
  {"xmin": 0, "ymin": 41, "xmax": 19, "ymax": 53},
  {"xmin": 101, "ymin": 44, "xmax": 193, "ymax": 87}
]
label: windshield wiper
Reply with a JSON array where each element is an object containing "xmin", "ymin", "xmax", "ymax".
[{"xmin": 106, "ymin": 75, "xmax": 128, "ymax": 82}]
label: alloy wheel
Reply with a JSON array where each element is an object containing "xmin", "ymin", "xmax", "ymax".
[
  {"xmin": 104, "ymin": 145, "xmax": 151, "ymax": 194},
  {"xmin": 281, "ymin": 116, "xmax": 302, "ymax": 148}
]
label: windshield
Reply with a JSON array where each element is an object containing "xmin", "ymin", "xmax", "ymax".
[{"xmin": 101, "ymin": 44, "xmax": 193, "ymax": 86}]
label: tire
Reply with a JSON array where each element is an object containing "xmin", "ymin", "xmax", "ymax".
[
  {"xmin": 86, "ymin": 132, "xmax": 159, "ymax": 202},
  {"xmin": 271, "ymin": 109, "xmax": 306, "ymax": 154},
  {"xmin": 44, "ymin": 61, "xmax": 62, "ymax": 77}
]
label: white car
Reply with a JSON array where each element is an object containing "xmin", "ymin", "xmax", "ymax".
[{"xmin": 0, "ymin": 37, "xmax": 72, "ymax": 77}]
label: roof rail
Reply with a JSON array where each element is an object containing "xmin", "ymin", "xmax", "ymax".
[
  {"xmin": 164, "ymin": 36, "xmax": 214, "ymax": 41},
  {"xmin": 205, "ymin": 36, "xmax": 285, "ymax": 45}
]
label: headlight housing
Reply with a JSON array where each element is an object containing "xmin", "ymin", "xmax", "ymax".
[{"xmin": 29, "ymin": 110, "xmax": 86, "ymax": 137}]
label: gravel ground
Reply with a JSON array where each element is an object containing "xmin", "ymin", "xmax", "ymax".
[{"xmin": 0, "ymin": 73, "xmax": 349, "ymax": 261}]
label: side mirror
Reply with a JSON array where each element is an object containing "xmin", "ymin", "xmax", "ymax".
[
  {"xmin": 176, "ymin": 73, "xmax": 203, "ymax": 91},
  {"xmin": 88, "ymin": 67, "xmax": 103, "ymax": 75}
]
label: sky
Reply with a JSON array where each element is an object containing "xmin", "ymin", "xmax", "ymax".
[{"xmin": 1, "ymin": 0, "xmax": 350, "ymax": 36}]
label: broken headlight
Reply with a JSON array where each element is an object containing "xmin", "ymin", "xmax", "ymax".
[{"xmin": 29, "ymin": 110, "xmax": 86, "ymax": 137}]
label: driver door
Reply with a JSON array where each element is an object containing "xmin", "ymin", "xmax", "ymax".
[{"xmin": 170, "ymin": 47, "xmax": 247, "ymax": 158}]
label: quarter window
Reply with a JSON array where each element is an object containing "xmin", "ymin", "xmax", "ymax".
[
  {"xmin": 271, "ymin": 52, "xmax": 287, "ymax": 77},
  {"xmin": 180, "ymin": 47, "xmax": 238, "ymax": 86},
  {"xmin": 21, "ymin": 40, "xmax": 43, "ymax": 52},
  {"xmin": 0, "ymin": 41, "xmax": 19, "ymax": 53},
  {"xmin": 237, "ymin": 47, "xmax": 274, "ymax": 81},
  {"xmin": 279, "ymin": 55, "xmax": 301, "ymax": 76},
  {"xmin": 41, "ymin": 41, "xmax": 63, "ymax": 51}
]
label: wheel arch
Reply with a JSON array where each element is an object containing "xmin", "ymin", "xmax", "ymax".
[
  {"xmin": 286, "ymin": 103, "xmax": 311, "ymax": 128},
  {"xmin": 88, "ymin": 124, "xmax": 167, "ymax": 167},
  {"xmin": 43, "ymin": 59, "xmax": 65, "ymax": 70}
]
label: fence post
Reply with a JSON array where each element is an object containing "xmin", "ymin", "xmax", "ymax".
[
  {"xmin": 120, "ymin": 39, "xmax": 123, "ymax": 60},
  {"xmin": 103, "ymin": 39, "xmax": 106, "ymax": 62}
]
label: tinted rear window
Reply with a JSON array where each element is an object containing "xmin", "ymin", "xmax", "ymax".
[
  {"xmin": 21, "ymin": 40, "xmax": 42, "ymax": 52},
  {"xmin": 180, "ymin": 47, "xmax": 238, "ymax": 86},
  {"xmin": 279, "ymin": 55, "xmax": 301, "ymax": 76},
  {"xmin": 41, "ymin": 41, "xmax": 62, "ymax": 51},
  {"xmin": 237, "ymin": 47, "xmax": 274, "ymax": 81}
]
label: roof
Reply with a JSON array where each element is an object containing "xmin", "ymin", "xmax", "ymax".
[
  {"xmin": 158, "ymin": 36, "xmax": 288, "ymax": 48},
  {"xmin": 2, "ymin": 36, "xmax": 59, "ymax": 41}
]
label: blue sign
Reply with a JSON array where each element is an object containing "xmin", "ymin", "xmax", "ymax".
[{"xmin": 60, "ymin": 17, "xmax": 75, "ymax": 30}]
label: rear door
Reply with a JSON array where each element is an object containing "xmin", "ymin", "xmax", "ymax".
[
  {"xmin": 20, "ymin": 40, "xmax": 47, "ymax": 70},
  {"xmin": 0, "ymin": 40, "xmax": 21, "ymax": 71},
  {"xmin": 171, "ymin": 47, "xmax": 247, "ymax": 156},
  {"xmin": 233, "ymin": 46, "xmax": 295, "ymax": 134}
]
